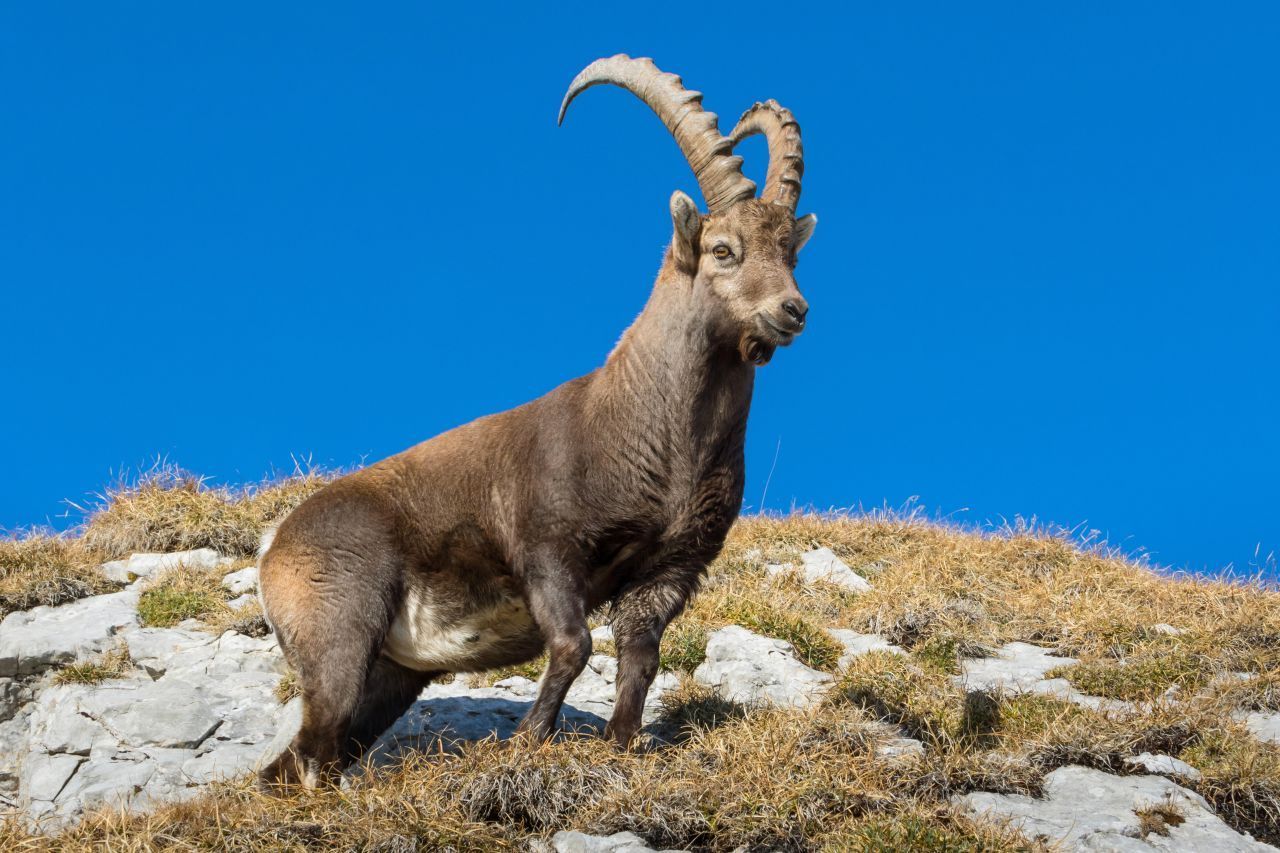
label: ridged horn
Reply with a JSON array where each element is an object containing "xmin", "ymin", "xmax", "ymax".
[
  {"xmin": 729, "ymin": 100, "xmax": 804, "ymax": 212},
  {"xmin": 558, "ymin": 55, "xmax": 756, "ymax": 213}
]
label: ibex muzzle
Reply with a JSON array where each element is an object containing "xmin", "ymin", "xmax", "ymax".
[{"xmin": 258, "ymin": 54, "xmax": 819, "ymax": 789}]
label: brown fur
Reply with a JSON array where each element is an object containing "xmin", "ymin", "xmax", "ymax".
[{"xmin": 258, "ymin": 190, "xmax": 816, "ymax": 788}]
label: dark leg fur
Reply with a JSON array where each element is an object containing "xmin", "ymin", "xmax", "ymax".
[
  {"xmin": 343, "ymin": 657, "xmax": 437, "ymax": 764},
  {"xmin": 605, "ymin": 573, "xmax": 694, "ymax": 748},
  {"xmin": 514, "ymin": 551, "xmax": 592, "ymax": 740}
]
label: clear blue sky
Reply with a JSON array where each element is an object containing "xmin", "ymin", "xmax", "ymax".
[{"xmin": 2, "ymin": 3, "xmax": 1276, "ymax": 577}]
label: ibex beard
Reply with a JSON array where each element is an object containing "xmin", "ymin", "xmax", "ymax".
[{"xmin": 258, "ymin": 54, "xmax": 818, "ymax": 789}]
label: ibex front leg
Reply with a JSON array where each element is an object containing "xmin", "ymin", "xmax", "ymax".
[
  {"xmin": 514, "ymin": 548, "xmax": 592, "ymax": 741},
  {"xmin": 605, "ymin": 576, "xmax": 692, "ymax": 749}
]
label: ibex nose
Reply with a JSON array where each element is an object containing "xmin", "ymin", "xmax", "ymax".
[{"xmin": 781, "ymin": 298, "xmax": 808, "ymax": 329}]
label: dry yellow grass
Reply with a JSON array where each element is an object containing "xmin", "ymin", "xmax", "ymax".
[
  {"xmin": 720, "ymin": 514, "xmax": 1280, "ymax": 670},
  {"xmin": 134, "ymin": 560, "xmax": 273, "ymax": 640},
  {"xmin": 136, "ymin": 565, "xmax": 233, "ymax": 628},
  {"xmin": 1, "ymin": 464, "xmax": 329, "ymax": 618},
  {"xmin": 2, "ymin": 472, "xmax": 1279, "ymax": 848},
  {"xmin": 0, "ymin": 706, "xmax": 1041, "ymax": 852},
  {"xmin": 80, "ymin": 463, "xmax": 333, "ymax": 559},
  {"xmin": 0, "ymin": 533, "xmax": 117, "ymax": 617},
  {"xmin": 273, "ymin": 669, "xmax": 300, "ymax": 704},
  {"xmin": 51, "ymin": 642, "xmax": 133, "ymax": 686}
]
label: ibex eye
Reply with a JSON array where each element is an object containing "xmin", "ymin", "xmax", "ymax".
[{"xmin": 712, "ymin": 245, "xmax": 732, "ymax": 260}]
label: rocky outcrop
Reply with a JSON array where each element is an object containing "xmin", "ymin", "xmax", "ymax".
[
  {"xmin": 765, "ymin": 546, "xmax": 873, "ymax": 592},
  {"xmin": 542, "ymin": 830, "xmax": 683, "ymax": 853},
  {"xmin": 0, "ymin": 555, "xmax": 687, "ymax": 830},
  {"xmin": 957, "ymin": 765, "xmax": 1273, "ymax": 851},
  {"xmin": 955, "ymin": 641, "xmax": 1137, "ymax": 713},
  {"xmin": 99, "ymin": 548, "xmax": 232, "ymax": 584},
  {"xmin": 1245, "ymin": 711, "xmax": 1280, "ymax": 745},
  {"xmin": 0, "ymin": 545, "xmax": 1269, "ymax": 851},
  {"xmin": 826, "ymin": 628, "xmax": 905, "ymax": 668},
  {"xmin": 220, "ymin": 566, "xmax": 258, "ymax": 596},
  {"xmin": 693, "ymin": 625, "xmax": 832, "ymax": 709},
  {"xmin": 1125, "ymin": 752, "xmax": 1203, "ymax": 781},
  {"xmin": 0, "ymin": 590, "xmax": 140, "ymax": 678},
  {"xmin": 17, "ymin": 626, "xmax": 289, "ymax": 826}
]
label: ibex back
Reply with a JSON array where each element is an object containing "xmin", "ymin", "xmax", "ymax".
[{"xmin": 258, "ymin": 54, "xmax": 818, "ymax": 788}]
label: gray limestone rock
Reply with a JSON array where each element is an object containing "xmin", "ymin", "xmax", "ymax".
[
  {"xmin": 47, "ymin": 754, "xmax": 157, "ymax": 825},
  {"xmin": 181, "ymin": 740, "xmax": 273, "ymax": 785},
  {"xmin": 20, "ymin": 752, "xmax": 83, "ymax": 804},
  {"xmin": 875, "ymin": 735, "xmax": 926, "ymax": 758},
  {"xmin": 548, "ymin": 830, "xmax": 684, "ymax": 852},
  {"xmin": 827, "ymin": 628, "xmax": 906, "ymax": 669},
  {"xmin": 957, "ymin": 642, "xmax": 1078, "ymax": 693},
  {"xmin": 0, "ymin": 676, "xmax": 31, "ymax": 720},
  {"xmin": 75, "ymin": 679, "xmax": 222, "ymax": 749},
  {"xmin": 1125, "ymin": 752, "xmax": 1203, "ymax": 782},
  {"xmin": 766, "ymin": 546, "xmax": 873, "ymax": 593},
  {"xmin": 956, "ymin": 643, "xmax": 1141, "ymax": 714},
  {"xmin": 957, "ymin": 765, "xmax": 1273, "ymax": 851},
  {"xmin": 254, "ymin": 696, "xmax": 302, "ymax": 771},
  {"xmin": 1244, "ymin": 712, "xmax": 1280, "ymax": 745},
  {"xmin": 0, "ymin": 703, "xmax": 34, "ymax": 795},
  {"xmin": 100, "ymin": 549, "xmax": 231, "ymax": 584},
  {"xmin": 30, "ymin": 687, "xmax": 112, "ymax": 756},
  {"xmin": 124, "ymin": 626, "xmax": 217, "ymax": 679},
  {"xmin": 693, "ymin": 625, "xmax": 832, "ymax": 709},
  {"xmin": 221, "ymin": 566, "xmax": 259, "ymax": 595},
  {"xmin": 0, "ymin": 589, "xmax": 140, "ymax": 677}
]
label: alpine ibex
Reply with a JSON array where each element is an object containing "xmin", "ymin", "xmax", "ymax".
[{"xmin": 258, "ymin": 54, "xmax": 818, "ymax": 787}]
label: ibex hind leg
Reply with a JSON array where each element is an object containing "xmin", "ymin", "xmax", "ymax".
[
  {"xmin": 342, "ymin": 656, "xmax": 440, "ymax": 767},
  {"xmin": 258, "ymin": 548, "xmax": 402, "ymax": 791}
]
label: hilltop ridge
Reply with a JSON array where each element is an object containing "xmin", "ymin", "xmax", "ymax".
[{"xmin": 0, "ymin": 467, "xmax": 1277, "ymax": 850}]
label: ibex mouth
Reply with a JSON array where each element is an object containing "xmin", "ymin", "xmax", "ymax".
[
  {"xmin": 739, "ymin": 318, "xmax": 792, "ymax": 367},
  {"xmin": 758, "ymin": 313, "xmax": 798, "ymax": 346}
]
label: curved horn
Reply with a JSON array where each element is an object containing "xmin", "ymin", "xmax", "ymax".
[
  {"xmin": 559, "ymin": 55, "xmax": 756, "ymax": 213},
  {"xmin": 729, "ymin": 100, "xmax": 804, "ymax": 211}
]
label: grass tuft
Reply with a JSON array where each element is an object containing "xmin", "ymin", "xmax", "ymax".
[
  {"xmin": 52, "ymin": 642, "xmax": 133, "ymax": 686},
  {"xmin": 275, "ymin": 669, "xmax": 300, "ymax": 704},
  {"xmin": 657, "ymin": 678, "xmax": 748, "ymax": 736},
  {"xmin": 658, "ymin": 622, "xmax": 709, "ymax": 673},
  {"xmin": 1213, "ymin": 672, "xmax": 1280, "ymax": 713},
  {"xmin": 202, "ymin": 596, "xmax": 271, "ymax": 638},
  {"xmin": 0, "ymin": 532, "xmax": 118, "ymax": 617},
  {"xmin": 1178, "ymin": 727, "xmax": 1280, "ymax": 844},
  {"xmin": 714, "ymin": 595, "xmax": 844, "ymax": 671},
  {"xmin": 832, "ymin": 650, "xmax": 965, "ymax": 744},
  {"xmin": 1045, "ymin": 642, "xmax": 1216, "ymax": 702},
  {"xmin": 80, "ymin": 462, "xmax": 333, "ymax": 559},
  {"xmin": 137, "ymin": 566, "xmax": 231, "ymax": 628},
  {"xmin": 1135, "ymin": 801, "xmax": 1185, "ymax": 838}
]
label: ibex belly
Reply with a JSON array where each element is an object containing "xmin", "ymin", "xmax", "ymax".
[{"xmin": 383, "ymin": 584, "xmax": 541, "ymax": 673}]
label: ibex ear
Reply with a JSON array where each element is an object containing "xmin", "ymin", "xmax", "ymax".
[
  {"xmin": 794, "ymin": 213, "xmax": 818, "ymax": 253},
  {"xmin": 670, "ymin": 190, "xmax": 701, "ymax": 271}
]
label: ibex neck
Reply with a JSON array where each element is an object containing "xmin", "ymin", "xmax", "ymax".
[{"xmin": 594, "ymin": 254, "xmax": 755, "ymax": 454}]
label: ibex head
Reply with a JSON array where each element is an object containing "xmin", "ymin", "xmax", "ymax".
[{"xmin": 560, "ymin": 56, "xmax": 818, "ymax": 366}]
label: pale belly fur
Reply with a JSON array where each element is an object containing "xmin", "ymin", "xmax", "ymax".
[{"xmin": 382, "ymin": 585, "xmax": 540, "ymax": 673}]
